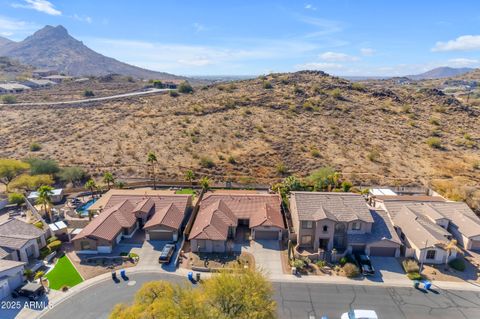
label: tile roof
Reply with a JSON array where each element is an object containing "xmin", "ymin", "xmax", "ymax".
[
  {"xmin": 393, "ymin": 206, "xmax": 450, "ymax": 249},
  {"xmin": 374, "ymin": 195, "xmax": 446, "ymax": 202},
  {"xmin": 0, "ymin": 259, "xmax": 25, "ymax": 272},
  {"xmin": 0, "ymin": 219, "xmax": 45, "ymax": 250},
  {"xmin": 290, "ymin": 192, "xmax": 373, "ymax": 223},
  {"xmin": 0, "ymin": 246, "xmax": 12, "ymax": 259},
  {"xmin": 74, "ymin": 200, "xmax": 137, "ymax": 242},
  {"xmin": 189, "ymin": 193, "xmax": 283, "ymax": 240},
  {"xmin": 348, "ymin": 210, "xmax": 401, "ymax": 245},
  {"xmin": 143, "ymin": 203, "xmax": 184, "ymax": 230}
]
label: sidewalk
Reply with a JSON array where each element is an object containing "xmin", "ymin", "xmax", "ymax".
[{"xmin": 17, "ymin": 263, "xmax": 480, "ymax": 319}]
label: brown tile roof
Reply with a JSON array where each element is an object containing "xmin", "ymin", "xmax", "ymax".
[
  {"xmin": 143, "ymin": 203, "xmax": 184, "ymax": 230},
  {"xmin": 189, "ymin": 193, "xmax": 283, "ymax": 240},
  {"xmin": 74, "ymin": 200, "xmax": 137, "ymax": 242},
  {"xmin": 89, "ymin": 189, "xmax": 177, "ymax": 211},
  {"xmin": 290, "ymin": 192, "xmax": 373, "ymax": 223}
]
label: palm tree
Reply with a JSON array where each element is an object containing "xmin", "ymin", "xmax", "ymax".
[
  {"xmin": 184, "ymin": 170, "xmax": 195, "ymax": 184},
  {"xmin": 36, "ymin": 185, "xmax": 54, "ymax": 222},
  {"xmin": 103, "ymin": 171, "xmax": 114, "ymax": 190},
  {"xmin": 85, "ymin": 179, "xmax": 97, "ymax": 198},
  {"xmin": 147, "ymin": 151, "xmax": 158, "ymax": 190},
  {"xmin": 200, "ymin": 176, "xmax": 211, "ymax": 191},
  {"xmin": 444, "ymin": 239, "xmax": 461, "ymax": 266}
]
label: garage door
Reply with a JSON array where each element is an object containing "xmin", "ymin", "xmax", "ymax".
[
  {"xmin": 254, "ymin": 230, "xmax": 278, "ymax": 240},
  {"xmin": 470, "ymin": 240, "xmax": 480, "ymax": 251},
  {"xmin": 369, "ymin": 246, "xmax": 396, "ymax": 257},
  {"xmin": 149, "ymin": 231, "xmax": 173, "ymax": 241}
]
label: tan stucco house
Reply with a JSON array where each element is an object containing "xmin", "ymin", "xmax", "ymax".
[
  {"xmin": 289, "ymin": 192, "xmax": 401, "ymax": 258},
  {"xmin": 0, "ymin": 218, "xmax": 47, "ymax": 263},
  {"xmin": 189, "ymin": 191, "xmax": 285, "ymax": 253}
]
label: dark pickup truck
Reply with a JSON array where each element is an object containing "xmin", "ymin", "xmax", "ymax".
[{"xmin": 355, "ymin": 254, "xmax": 375, "ymax": 276}]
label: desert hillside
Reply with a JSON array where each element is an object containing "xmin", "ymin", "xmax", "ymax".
[{"xmin": 0, "ymin": 71, "xmax": 478, "ymax": 205}]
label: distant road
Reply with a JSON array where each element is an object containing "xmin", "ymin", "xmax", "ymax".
[{"xmin": 0, "ymin": 88, "xmax": 170, "ymax": 107}]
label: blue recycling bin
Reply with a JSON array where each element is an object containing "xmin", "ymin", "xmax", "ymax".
[
  {"xmin": 188, "ymin": 271, "xmax": 193, "ymax": 281},
  {"xmin": 120, "ymin": 269, "xmax": 126, "ymax": 277},
  {"xmin": 423, "ymin": 280, "xmax": 431, "ymax": 290}
]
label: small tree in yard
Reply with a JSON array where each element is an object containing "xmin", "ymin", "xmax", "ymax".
[
  {"xmin": 178, "ymin": 81, "xmax": 193, "ymax": 94},
  {"xmin": 103, "ymin": 171, "xmax": 114, "ymax": 189},
  {"xmin": 8, "ymin": 192, "xmax": 24, "ymax": 206},
  {"xmin": 85, "ymin": 179, "xmax": 97, "ymax": 197},
  {"xmin": 343, "ymin": 263, "xmax": 360, "ymax": 278},
  {"xmin": 0, "ymin": 158, "xmax": 30, "ymax": 192}
]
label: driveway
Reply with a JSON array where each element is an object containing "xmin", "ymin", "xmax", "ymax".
[
  {"xmin": 243, "ymin": 240, "xmax": 283, "ymax": 277},
  {"xmin": 126, "ymin": 240, "xmax": 180, "ymax": 271},
  {"xmin": 369, "ymin": 257, "xmax": 409, "ymax": 283}
]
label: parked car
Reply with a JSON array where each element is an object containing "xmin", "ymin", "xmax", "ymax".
[
  {"xmin": 341, "ymin": 310, "xmax": 378, "ymax": 319},
  {"xmin": 158, "ymin": 244, "xmax": 175, "ymax": 264},
  {"xmin": 355, "ymin": 254, "xmax": 375, "ymax": 276},
  {"xmin": 12, "ymin": 282, "xmax": 46, "ymax": 301}
]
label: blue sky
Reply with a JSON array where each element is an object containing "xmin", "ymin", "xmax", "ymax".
[{"xmin": 1, "ymin": 0, "xmax": 480, "ymax": 76}]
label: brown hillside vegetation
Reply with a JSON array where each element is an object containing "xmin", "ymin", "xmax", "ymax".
[{"xmin": 0, "ymin": 71, "xmax": 479, "ymax": 206}]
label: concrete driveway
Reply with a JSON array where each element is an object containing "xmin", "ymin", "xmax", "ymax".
[
  {"xmin": 243, "ymin": 240, "xmax": 283, "ymax": 277},
  {"xmin": 126, "ymin": 240, "xmax": 180, "ymax": 271},
  {"xmin": 369, "ymin": 257, "xmax": 408, "ymax": 283}
]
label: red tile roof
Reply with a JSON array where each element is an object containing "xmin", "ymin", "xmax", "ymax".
[
  {"xmin": 189, "ymin": 193, "xmax": 284, "ymax": 240},
  {"xmin": 143, "ymin": 203, "xmax": 184, "ymax": 230}
]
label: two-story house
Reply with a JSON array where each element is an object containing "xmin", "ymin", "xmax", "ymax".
[{"xmin": 289, "ymin": 192, "xmax": 401, "ymax": 259}]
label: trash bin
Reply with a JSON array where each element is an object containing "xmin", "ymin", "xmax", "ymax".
[
  {"xmin": 423, "ymin": 280, "xmax": 431, "ymax": 290},
  {"xmin": 196, "ymin": 273, "xmax": 201, "ymax": 281},
  {"xmin": 188, "ymin": 271, "xmax": 193, "ymax": 281},
  {"xmin": 120, "ymin": 269, "xmax": 126, "ymax": 277},
  {"xmin": 111, "ymin": 271, "xmax": 117, "ymax": 280},
  {"xmin": 291, "ymin": 267, "xmax": 297, "ymax": 275},
  {"xmin": 413, "ymin": 280, "xmax": 420, "ymax": 288}
]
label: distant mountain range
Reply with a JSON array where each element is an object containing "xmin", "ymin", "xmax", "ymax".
[
  {"xmin": 407, "ymin": 67, "xmax": 474, "ymax": 80},
  {"xmin": 0, "ymin": 25, "xmax": 186, "ymax": 80}
]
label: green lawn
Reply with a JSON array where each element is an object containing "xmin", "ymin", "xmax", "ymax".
[
  {"xmin": 46, "ymin": 255, "xmax": 83, "ymax": 290},
  {"xmin": 175, "ymin": 188, "xmax": 196, "ymax": 197}
]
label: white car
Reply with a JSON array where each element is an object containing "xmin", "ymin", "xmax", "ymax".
[{"xmin": 341, "ymin": 310, "xmax": 378, "ymax": 319}]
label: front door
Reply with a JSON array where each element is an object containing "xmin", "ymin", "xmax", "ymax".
[{"xmin": 319, "ymin": 238, "xmax": 329, "ymax": 250}]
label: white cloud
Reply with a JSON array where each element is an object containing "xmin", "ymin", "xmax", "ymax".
[
  {"xmin": 12, "ymin": 0, "xmax": 61, "ymax": 16},
  {"xmin": 432, "ymin": 35, "xmax": 480, "ymax": 52},
  {"xmin": 193, "ymin": 23, "xmax": 206, "ymax": 33},
  {"xmin": 0, "ymin": 15, "xmax": 39, "ymax": 39},
  {"xmin": 360, "ymin": 48, "xmax": 375, "ymax": 56},
  {"xmin": 295, "ymin": 62, "xmax": 344, "ymax": 71},
  {"xmin": 319, "ymin": 51, "xmax": 359, "ymax": 62},
  {"xmin": 447, "ymin": 58, "xmax": 479, "ymax": 67},
  {"xmin": 298, "ymin": 16, "xmax": 343, "ymax": 37},
  {"xmin": 72, "ymin": 14, "xmax": 92, "ymax": 24},
  {"xmin": 304, "ymin": 4, "xmax": 317, "ymax": 10}
]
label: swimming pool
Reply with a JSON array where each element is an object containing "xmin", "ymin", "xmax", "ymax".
[{"xmin": 76, "ymin": 198, "xmax": 98, "ymax": 217}]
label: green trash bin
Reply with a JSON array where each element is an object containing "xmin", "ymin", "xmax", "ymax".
[{"xmin": 413, "ymin": 280, "xmax": 420, "ymax": 288}]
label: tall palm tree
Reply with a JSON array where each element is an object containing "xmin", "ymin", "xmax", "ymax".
[
  {"xmin": 36, "ymin": 185, "xmax": 54, "ymax": 222},
  {"xmin": 184, "ymin": 169, "xmax": 195, "ymax": 184},
  {"xmin": 444, "ymin": 239, "xmax": 461, "ymax": 266},
  {"xmin": 200, "ymin": 176, "xmax": 211, "ymax": 191},
  {"xmin": 85, "ymin": 179, "xmax": 97, "ymax": 198},
  {"xmin": 147, "ymin": 151, "xmax": 158, "ymax": 190},
  {"xmin": 103, "ymin": 171, "xmax": 114, "ymax": 190}
]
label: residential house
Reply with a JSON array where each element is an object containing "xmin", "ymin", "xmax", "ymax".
[
  {"xmin": 22, "ymin": 79, "xmax": 56, "ymax": 89},
  {"xmin": 73, "ymin": 189, "xmax": 192, "ymax": 253},
  {"xmin": 0, "ymin": 259, "xmax": 26, "ymax": 300},
  {"xmin": 189, "ymin": 191, "xmax": 284, "ymax": 253},
  {"xmin": 28, "ymin": 188, "xmax": 64, "ymax": 204},
  {"xmin": 0, "ymin": 83, "xmax": 31, "ymax": 94},
  {"xmin": 0, "ymin": 218, "xmax": 47, "ymax": 263},
  {"xmin": 32, "ymin": 69, "xmax": 57, "ymax": 78},
  {"xmin": 289, "ymin": 192, "xmax": 401, "ymax": 258},
  {"xmin": 42, "ymin": 75, "xmax": 72, "ymax": 83}
]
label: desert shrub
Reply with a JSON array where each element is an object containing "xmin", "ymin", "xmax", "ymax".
[
  {"xmin": 316, "ymin": 260, "xmax": 327, "ymax": 268},
  {"xmin": 227, "ymin": 156, "xmax": 237, "ymax": 164},
  {"xmin": 407, "ymin": 272, "xmax": 423, "ymax": 280},
  {"xmin": 402, "ymin": 259, "xmax": 419, "ymax": 273},
  {"xmin": 367, "ymin": 149, "xmax": 380, "ymax": 162},
  {"xmin": 331, "ymin": 88, "xmax": 342, "ymax": 99},
  {"xmin": 169, "ymin": 90, "xmax": 179, "ymax": 97},
  {"xmin": 293, "ymin": 86, "xmax": 304, "ymax": 95},
  {"xmin": 33, "ymin": 221, "xmax": 44, "ymax": 229},
  {"xmin": 339, "ymin": 257, "xmax": 348, "ymax": 266},
  {"xmin": 2, "ymin": 95, "xmax": 16, "ymax": 104},
  {"xmin": 199, "ymin": 157, "xmax": 215, "ymax": 168},
  {"xmin": 292, "ymin": 259, "xmax": 306, "ymax": 269},
  {"xmin": 351, "ymin": 82, "xmax": 365, "ymax": 91},
  {"xmin": 429, "ymin": 118, "xmax": 440, "ymax": 126},
  {"xmin": 343, "ymin": 263, "xmax": 360, "ymax": 278},
  {"xmin": 84, "ymin": 90, "xmax": 95, "ymax": 97},
  {"xmin": 39, "ymin": 247, "xmax": 51, "ymax": 259},
  {"xmin": 310, "ymin": 147, "xmax": 320, "ymax": 157},
  {"xmin": 47, "ymin": 240, "xmax": 62, "ymax": 252},
  {"xmin": 341, "ymin": 181, "xmax": 353, "ymax": 192},
  {"xmin": 47, "ymin": 236, "xmax": 58, "ymax": 244},
  {"xmin": 26, "ymin": 158, "xmax": 59, "ymax": 175},
  {"xmin": 263, "ymin": 81, "xmax": 273, "ymax": 89},
  {"xmin": 34, "ymin": 271, "xmax": 45, "ymax": 280},
  {"xmin": 448, "ymin": 258, "xmax": 466, "ymax": 271},
  {"xmin": 178, "ymin": 81, "xmax": 193, "ymax": 93},
  {"xmin": 30, "ymin": 142, "xmax": 42, "ymax": 152},
  {"xmin": 276, "ymin": 163, "xmax": 288, "ymax": 176},
  {"xmin": 426, "ymin": 137, "xmax": 442, "ymax": 149}
]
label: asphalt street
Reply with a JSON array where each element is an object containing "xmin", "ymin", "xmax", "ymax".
[{"xmin": 29, "ymin": 273, "xmax": 480, "ymax": 319}]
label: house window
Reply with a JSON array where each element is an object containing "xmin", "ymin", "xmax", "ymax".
[
  {"xmin": 301, "ymin": 235, "xmax": 312, "ymax": 245},
  {"xmin": 426, "ymin": 250, "xmax": 436, "ymax": 260},
  {"xmin": 323, "ymin": 225, "xmax": 328, "ymax": 232},
  {"xmin": 81, "ymin": 241, "xmax": 91, "ymax": 250},
  {"xmin": 301, "ymin": 221, "xmax": 313, "ymax": 229},
  {"xmin": 351, "ymin": 222, "xmax": 361, "ymax": 230}
]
